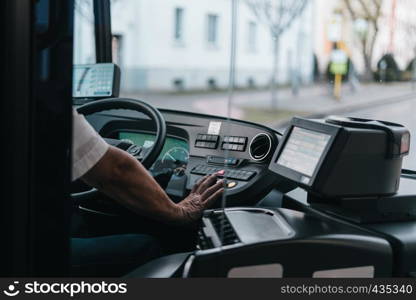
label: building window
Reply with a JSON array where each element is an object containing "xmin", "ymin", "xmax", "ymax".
[
  {"xmin": 174, "ymin": 7, "xmax": 184, "ymax": 41},
  {"xmin": 248, "ymin": 21, "xmax": 257, "ymax": 52},
  {"xmin": 207, "ymin": 14, "xmax": 219, "ymax": 45}
]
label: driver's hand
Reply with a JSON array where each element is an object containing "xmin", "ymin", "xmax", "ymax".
[{"xmin": 176, "ymin": 174, "xmax": 224, "ymax": 224}]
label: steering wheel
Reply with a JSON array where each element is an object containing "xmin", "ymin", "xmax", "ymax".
[{"xmin": 71, "ymin": 98, "xmax": 166, "ymax": 202}]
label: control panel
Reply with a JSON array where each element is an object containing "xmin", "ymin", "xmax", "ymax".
[{"xmin": 188, "ymin": 127, "xmax": 277, "ymax": 197}]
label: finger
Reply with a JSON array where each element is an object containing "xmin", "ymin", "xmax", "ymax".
[
  {"xmin": 196, "ymin": 173, "xmax": 218, "ymax": 194},
  {"xmin": 191, "ymin": 175, "xmax": 208, "ymax": 193},
  {"xmin": 203, "ymin": 188, "xmax": 224, "ymax": 209},
  {"xmin": 201, "ymin": 179, "xmax": 224, "ymax": 200}
]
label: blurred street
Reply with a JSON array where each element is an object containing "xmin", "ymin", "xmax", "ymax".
[{"xmin": 124, "ymin": 81, "xmax": 416, "ymax": 126}]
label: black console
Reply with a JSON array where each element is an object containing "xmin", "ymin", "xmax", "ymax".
[
  {"xmin": 186, "ymin": 117, "xmax": 416, "ymax": 277},
  {"xmin": 189, "ymin": 207, "xmax": 392, "ymax": 277}
]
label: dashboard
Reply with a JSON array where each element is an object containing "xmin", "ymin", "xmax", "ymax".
[{"xmin": 86, "ymin": 108, "xmax": 290, "ymax": 206}]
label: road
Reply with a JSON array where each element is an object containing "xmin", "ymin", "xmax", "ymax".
[{"xmin": 340, "ymin": 98, "xmax": 416, "ymax": 170}]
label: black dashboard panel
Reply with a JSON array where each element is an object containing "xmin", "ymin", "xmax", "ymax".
[{"xmin": 85, "ymin": 108, "xmax": 290, "ymax": 206}]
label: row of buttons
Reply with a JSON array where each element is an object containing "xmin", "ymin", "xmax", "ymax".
[
  {"xmin": 207, "ymin": 156, "xmax": 239, "ymax": 166},
  {"xmin": 195, "ymin": 134, "xmax": 248, "ymax": 152},
  {"xmin": 222, "ymin": 143, "xmax": 245, "ymax": 151},
  {"xmin": 191, "ymin": 165, "xmax": 256, "ymax": 181},
  {"xmin": 195, "ymin": 141, "xmax": 217, "ymax": 149},
  {"xmin": 222, "ymin": 136, "xmax": 247, "ymax": 152},
  {"xmin": 195, "ymin": 134, "xmax": 219, "ymax": 149},
  {"xmin": 223, "ymin": 136, "xmax": 247, "ymax": 144},
  {"xmin": 196, "ymin": 134, "xmax": 219, "ymax": 142}
]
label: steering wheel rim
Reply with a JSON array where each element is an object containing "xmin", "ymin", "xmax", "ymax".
[{"xmin": 72, "ymin": 98, "xmax": 166, "ymax": 201}]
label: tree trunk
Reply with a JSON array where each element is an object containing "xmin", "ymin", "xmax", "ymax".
[
  {"xmin": 363, "ymin": 52, "xmax": 373, "ymax": 81},
  {"xmin": 270, "ymin": 37, "xmax": 280, "ymax": 109},
  {"xmin": 361, "ymin": 27, "xmax": 379, "ymax": 82},
  {"xmin": 361, "ymin": 39, "xmax": 373, "ymax": 81}
]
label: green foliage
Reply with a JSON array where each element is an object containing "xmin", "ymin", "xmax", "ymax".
[{"xmin": 406, "ymin": 58, "xmax": 416, "ymax": 72}]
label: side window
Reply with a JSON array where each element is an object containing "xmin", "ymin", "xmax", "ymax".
[{"xmin": 73, "ymin": 0, "xmax": 96, "ymax": 64}]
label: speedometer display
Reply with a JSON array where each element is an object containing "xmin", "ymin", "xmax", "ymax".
[
  {"xmin": 162, "ymin": 147, "xmax": 189, "ymax": 164},
  {"xmin": 118, "ymin": 131, "xmax": 189, "ymax": 166}
]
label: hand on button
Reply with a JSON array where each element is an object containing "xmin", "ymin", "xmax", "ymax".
[{"xmin": 217, "ymin": 170, "xmax": 225, "ymax": 176}]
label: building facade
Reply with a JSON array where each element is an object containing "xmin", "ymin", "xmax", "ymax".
[{"xmin": 74, "ymin": 0, "xmax": 315, "ymax": 92}]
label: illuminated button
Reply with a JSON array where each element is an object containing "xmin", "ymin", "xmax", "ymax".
[{"xmin": 227, "ymin": 181, "xmax": 237, "ymax": 188}]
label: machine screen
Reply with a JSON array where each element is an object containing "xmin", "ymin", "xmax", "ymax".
[
  {"xmin": 73, "ymin": 64, "xmax": 116, "ymax": 98},
  {"xmin": 277, "ymin": 127, "xmax": 331, "ymax": 177}
]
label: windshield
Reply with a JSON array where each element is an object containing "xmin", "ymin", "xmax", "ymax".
[
  {"xmin": 75, "ymin": 0, "xmax": 416, "ymax": 167},
  {"xmin": 73, "ymin": 0, "xmax": 416, "ymax": 230}
]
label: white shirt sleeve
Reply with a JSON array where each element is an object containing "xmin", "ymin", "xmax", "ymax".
[{"xmin": 72, "ymin": 108, "xmax": 109, "ymax": 181}]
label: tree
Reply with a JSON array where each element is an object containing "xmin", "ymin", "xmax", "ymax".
[
  {"xmin": 245, "ymin": 0, "xmax": 307, "ymax": 108},
  {"xmin": 343, "ymin": 0, "xmax": 383, "ymax": 80}
]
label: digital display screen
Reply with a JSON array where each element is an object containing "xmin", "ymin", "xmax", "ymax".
[
  {"xmin": 73, "ymin": 64, "xmax": 115, "ymax": 98},
  {"xmin": 277, "ymin": 127, "xmax": 331, "ymax": 178},
  {"xmin": 118, "ymin": 132, "xmax": 189, "ymax": 164}
]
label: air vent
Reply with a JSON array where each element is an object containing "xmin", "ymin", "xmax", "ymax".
[{"xmin": 249, "ymin": 133, "xmax": 272, "ymax": 161}]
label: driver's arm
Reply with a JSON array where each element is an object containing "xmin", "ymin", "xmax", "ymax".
[
  {"xmin": 81, "ymin": 146, "xmax": 224, "ymax": 225},
  {"xmin": 72, "ymin": 108, "xmax": 223, "ymax": 225}
]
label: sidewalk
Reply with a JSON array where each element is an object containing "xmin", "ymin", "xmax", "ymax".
[{"xmin": 124, "ymin": 82, "xmax": 416, "ymax": 127}]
